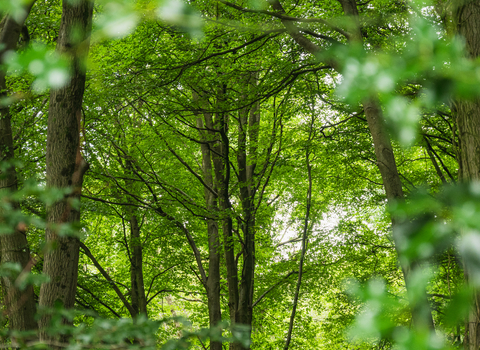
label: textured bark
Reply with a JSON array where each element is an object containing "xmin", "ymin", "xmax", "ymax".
[
  {"xmin": 362, "ymin": 100, "xmax": 404, "ymax": 200},
  {"xmin": 38, "ymin": 0, "xmax": 93, "ymax": 342},
  {"xmin": 129, "ymin": 214, "xmax": 147, "ymax": 317},
  {"xmin": 454, "ymin": 0, "xmax": 480, "ymax": 348},
  {"xmin": 0, "ymin": 0, "xmax": 37, "ymax": 336},
  {"xmin": 196, "ymin": 113, "xmax": 222, "ymax": 350}
]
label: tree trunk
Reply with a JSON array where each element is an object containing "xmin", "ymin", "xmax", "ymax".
[
  {"xmin": 0, "ymin": 0, "xmax": 38, "ymax": 337},
  {"xmin": 363, "ymin": 99, "xmax": 435, "ymax": 329},
  {"xmin": 129, "ymin": 214, "xmax": 147, "ymax": 317},
  {"xmin": 197, "ymin": 112, "xmax": 222, "ymax": 350},
  {"xmin": 284, "ymin": 115, "xmax": 314, "ymax": 350},
  {"xmin": 454, "ymin": 0, "xmax": 480, "ymax": 347},
  {"xmin": 205, "ymin": 94, "xmax": 240, "ymax": 326},
  {"xmin": 236, "ymin": 74, "xmax": 259, "ymax": 338},
  {"xmin": 38, "ymin": 0, "xmax": 92, "ymax": 342}
]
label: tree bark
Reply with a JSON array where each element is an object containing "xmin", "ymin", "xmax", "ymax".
[
  {"xmin": 123, "ymin": 158, "xmax": 148, "ymax": 318},
  {"xmin": 236, "ymin": 73, "xmax": 259, "ymax": 337},
  {"xmin": 204, "ymin": 92, "xmax": 240, "ymax": 328},
  {"xmin": 196, "ymin": 111, "xmax": 222, "ymax": 350},
  {"xmin": 454, "ymin": 0, "xmax": 480, "ymax": 347},
  {"xmin": 38, "ymin": 0, "xmax": 93, "ymax": 342},
  {"xmin": 0, "ymin": 0, "xmax": 37, "ymax": 336},
  {"xmin": 129, "ymin": 213, "xmax": 147, "ymax": 317}
]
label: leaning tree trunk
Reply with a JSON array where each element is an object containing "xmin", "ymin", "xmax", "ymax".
[
  {"xmin": 38, "ymin": 0, "xmax": 92, "ymax": 343},
  {"xmin": 0, "ymin": 1, "xmax": 38, "ymax": 336},
  {"xmin": 362, "ymin": 99, "xmax": 435, "ymax": 329},
  {"xmin": 267, "ymin": 0, "xmax": 435, "ymax": 331},
  {"xmin": 454, "ymin": 0, "xmax": 480, "ymax": 348}
]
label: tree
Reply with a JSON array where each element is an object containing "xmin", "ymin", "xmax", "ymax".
[
  {"xmin": 0, "ymin": 0, "xmax": 37, "ymax": 335},
  {"xmin": 217, "ymin": 0, "xmax": 435, "ymax": 329},
  {"xmin": 38, "ymin": 0, "xmax": 93, "ymax": 342},
  {"xmin": 452, "ymin": 0, "xmax": 480, "ymax": 347}
]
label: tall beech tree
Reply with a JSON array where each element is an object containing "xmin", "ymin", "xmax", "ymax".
[
  {"xmin": 0, "ymin": 0, "xmax": 37, "ymax": 334},
  {"xmin": 38, "ymin": 0, "xmax": 93, "ymax": 340}
]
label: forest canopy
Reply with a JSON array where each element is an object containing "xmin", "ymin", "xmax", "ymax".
[{"xmin": 1, "ymin": 0, "xmax": 480, "ymax": 349}]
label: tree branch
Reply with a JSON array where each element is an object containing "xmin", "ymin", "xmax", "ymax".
[{"xmin": 79, "ymin": 242, "xmax": 136, "ymax": 317}]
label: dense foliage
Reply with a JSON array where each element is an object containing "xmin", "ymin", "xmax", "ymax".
[{"xmin": 1, "ymin": 0, "xmax": 480, "ymax": 349}]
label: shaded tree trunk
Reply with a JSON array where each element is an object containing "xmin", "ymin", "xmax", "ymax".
[
  {"xmin": 363, "ymin": 99, "xmax": 435, "ymax": 329},
  {"xmin": 38, "ymin": 0, "xmax": 93, "ymax": 342},
  {"xmin": 454, "ymin": 0, "xmax": 480, "ymax": 348},
  {"xmin": 196, "ymin": 110, "xmax": 222, "ymax": 350},
  {"xmin": 0, "ymin": 0, "xmax": 38, "ymax": 336},
  {"xmin": 204, "ymin": 91, "xmax": 240, "ymax": 329},
  {"xmin": 129, "ymin": 213, "xmax": 147, "ymax": 317},
  {"xmin": 123, "ymin": 158, "xmax": 148, "ymax": 318},
  {"xmin": 236, "ymin": 73, "xmax": 259, "ymax": 335}
]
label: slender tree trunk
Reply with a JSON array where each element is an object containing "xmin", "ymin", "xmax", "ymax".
[
  {"xmin": 196, "ymin": 112, "xmax": 222, "ymax": 350},
  {"xmin": 0, "ymin": 0, "xmax": 38, "ymax": 337},
  {"xmin": 38, "ymin": 0, "xmax": 93, "ymax": 342},
  {"xmin": 129, "ymin": 214, "xmax": 147, "ymax": 317},
  {"xmin": 454, "ymin": 0, "xmax": 480, "ymax": 348},
  {"xmin": 204, "ymin": 96, "xmax": 240, "ymax": 326},
  {"xmin": 236, "ymin": 73, "xmax": 259, "ymax": 337},
  {"xmin": 196, "ymin": 70, "xmax": 261, "ymax": 350},
  {"xmin": 123, "ymin": 158, "xmax": 148, "ymax": 318},
  {"xmin": 284, "ymin": 115, "xmax": 313, "ymax": 350},
  {"xmin": 343, "ymin": 5, "xmax": 435, "ymax": 330},
  {"xmin": 363, "ymin": 99, "xmax": 435, "ymax": 329}
]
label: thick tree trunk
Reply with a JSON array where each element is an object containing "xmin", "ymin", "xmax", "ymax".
[
  {"xmin": 197, "ymin": 114, "xmax": 222, "ymax": 350},
  {"xmin": 0, "ymin": 1, "xmax": 38, "ymax": 336},
  {"xmin": 454, "ymin": 0, "xmax": 480, "ymax": 348},
  {"xmin": 38, "ymin": 0, "xmax": 92, "ymax": 342}
]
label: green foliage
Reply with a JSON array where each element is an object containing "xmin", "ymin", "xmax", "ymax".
[
  {"xmin": 2, "ymin": 0, "xmax": 480, "ymax": 349},
  {"xmin": 0, "ymin": 0, "xmax": 32, "ymax": 23},
  {"xmin": 333, "ymin": 15, "xmax": 477, "ymax": 146}
]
